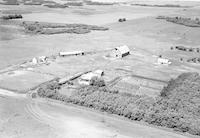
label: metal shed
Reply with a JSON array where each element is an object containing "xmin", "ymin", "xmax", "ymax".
[
  {"xmin": 59, "ymin": 51, "xmax": 84, "ymax": 57},
  {"xmin": 113, "ymin": 45, "xmax": 130, "ymax": 58},
  {"xmin": 157, "ymin": 58, "xmax": 171, "ymax": 65}
]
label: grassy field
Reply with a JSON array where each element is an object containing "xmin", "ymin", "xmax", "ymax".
[{"xmin": 0, "ymin": 70, "xmax": 54, "ymax": 93}]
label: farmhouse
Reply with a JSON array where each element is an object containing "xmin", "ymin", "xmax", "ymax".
[
  {"xmin": 78, "ymin": 70, "xmax": 104, "ymax": 85},
  {"xmin": 59, "ymin": 51, "xmax": 84, "ymax": 57},
  {"xmin": 157, "ymin": 58, "xmax": 171, "ymax": 65},
  {"xmin": 112, "ymin": 45, "xmax": 130, "ymax": 58}
]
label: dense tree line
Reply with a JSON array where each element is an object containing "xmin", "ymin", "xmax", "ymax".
[
  {"xmin": 37, "ymin": 73, "xmax": 200, "ymax": 136},
  {"xmin": 22, "ymin": 21, "xmax": 108, "ymax": 35},
  {"xmin": 157, "ymin": 16, "xmax": 200, "ymax": 27}
]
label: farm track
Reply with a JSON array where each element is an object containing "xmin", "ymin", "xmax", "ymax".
[
  {"xmin": 25, "ymin": 101, "xmax": 61, "ymax": 126},
  {"xmin": 108, "ymin": 76, "xmax": 124, "ymax": 87}
]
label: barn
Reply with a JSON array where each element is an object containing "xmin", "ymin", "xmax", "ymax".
[
  {"xmin": 78, "ymin": 70, "xmax": 104, "ymax": 85},
  {"xmin": 112, "ymin": 45, "xmax": 130, "ymax": 58}
]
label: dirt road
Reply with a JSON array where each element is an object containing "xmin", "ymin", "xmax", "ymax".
[{"xmin": 0, "ymin": 89, "xmax": 197, "ymax": 138}]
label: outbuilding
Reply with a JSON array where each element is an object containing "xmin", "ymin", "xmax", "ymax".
[
  {"xmin": 112, "ymin": 45, "xmax": 130, "ymax": 58},
  {"xmin": 32, "ymin": 57, "xmax": 38, "ymax": 64},
  {"xmin": 157, "ymin": 58, "xmax": 171, "ymax": 65},
  {"xmin": 38, "ymin": 56, "xmax": 47, "ymax": 63},
  {"xmin": 78, "ymin": 70, "xmax": 104, "ymax": 85},
  {"xmin": 59, "ymin": 51, "xmax": 84, "ymax": 57},
  {"xmin": 78, "ymin": 73, "xmax": 98, "ymax": 85}
]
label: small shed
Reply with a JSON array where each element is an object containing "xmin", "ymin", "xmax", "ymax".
[
  {"xmin": 157, "ymin": 58, "xmax": 171, "ymax": 65},
  {"xmin": 39, "ymin": 56, "xmax": 46, "ymax": 61},
  {"xmin": 59, "ymin": 51, "xmax": 84, "ymax": 57},
  {"xmin": 94, "ymin": 70, "xmax": 104, "ymax": 76},
  {"xmin": 112, "ymin": 45, "xmax": 130, "ymax": 58},
  {"xmin": 32, "ymin": 57, "xmax": 38, "ymax": 64}
]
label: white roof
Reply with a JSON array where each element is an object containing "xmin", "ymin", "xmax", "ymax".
[
  {"xmin": 80, "ymin": 72, "xmax": 99, "ymax": 80},
  {"xmin": 115, "ymin": 45, "xmax": 130, "ymax": 54},
  {"xmin": 158, "ymin": 58, "xmax": 169, "ymax": 62},
  {"xmin": 59, "ymin": 51, "xmax": 83, "ymax": 56},
  {"xmin": 157, "ymin": 58, "xmax": 171, "ymax": 64},
  {"xmin": 94, "ymin": 70, "xmax": 104, "ymax": 75},
  {"xmin": 39, "ymin": 56, "xmax": 46, "ymax": 59},
  {"xmin": 32, "ymin": 57, "xmax": 38, "ymax": 64}
]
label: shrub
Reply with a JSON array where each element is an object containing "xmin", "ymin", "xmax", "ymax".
[{"xmin": 90, "ymin": 77, "xmax": 105, "ymax": 87}]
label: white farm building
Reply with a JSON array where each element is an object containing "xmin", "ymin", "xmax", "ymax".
[
  {"xmin": 78, "ymin": 70, "xmax": 104, "ymax": 85},
  {"xmin": 157, "ymin": 58, "xmax": 171, "ymax": 65},
  {"xmin": 59, "ymin": 51, "xmax": 84, "ymax": 57},
  {"xmin": 112, "ymin": 45, "xmax": 130, "ymax": 58}
]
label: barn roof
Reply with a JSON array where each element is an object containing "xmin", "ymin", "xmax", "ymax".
[
  {"xmin": 59, "ymin": 51, "xmax": 83, "ymax": 56},
  {"xmin": 115, "ymin": 45, "xmax": 130, "ymax": 54},
  {"xmin": 80, "ymin": 72, "xmax": 99, "ymax": 80}
]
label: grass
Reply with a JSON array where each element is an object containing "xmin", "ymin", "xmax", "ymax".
[{"xmin": 0, "ymin": 0, "xmax": 19, "ymax": 5}]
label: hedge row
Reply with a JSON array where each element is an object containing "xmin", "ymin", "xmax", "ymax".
[
  {"xmin": 37, "ymin": 72, "xmax": 200, "ymax": 136},
  {"xmin": 22, "ymin": 21, "xmax": 109, "ymax": 35}
]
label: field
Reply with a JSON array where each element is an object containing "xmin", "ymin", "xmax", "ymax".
[
  {"xmin": 0, "ymin": 70, "xmax": 54, "ymax": 93},
  {"xmin": 1, "ymin": 0, "xmax": 200, "ymax": 137}
]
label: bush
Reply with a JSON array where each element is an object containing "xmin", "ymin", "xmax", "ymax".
[
  {"xmin": 118, "ymin": 18, "xmax": 126, "ymax": 22},
  {"xmin": 65, "ymin": 2, "xmax": 83, "ymax": 6},
  {"xmin": 90, "ymin": 77, "xmax": 105, "ymax": 87},
  {"xmin": 157, "ymin": 16, "xmax": 200, "ymax": 27},
  {"xmin": 1, "ymin": 14, "xmax": 22, "ymax": 20},
  {"xmin": 22, "ymin": 21, "xmax": 108, "ymax": 35},
  {"xmin": 37, "ymin": 81, "xmax": 60, "ymax": 98},
  {"xmin": 44, "ymin": 3, "xmax": 68, "ymax": 8}
]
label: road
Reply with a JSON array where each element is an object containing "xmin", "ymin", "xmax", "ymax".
[{"xmin": 0, "ymin": 89, "xmax": 196, "ymax": 138}]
